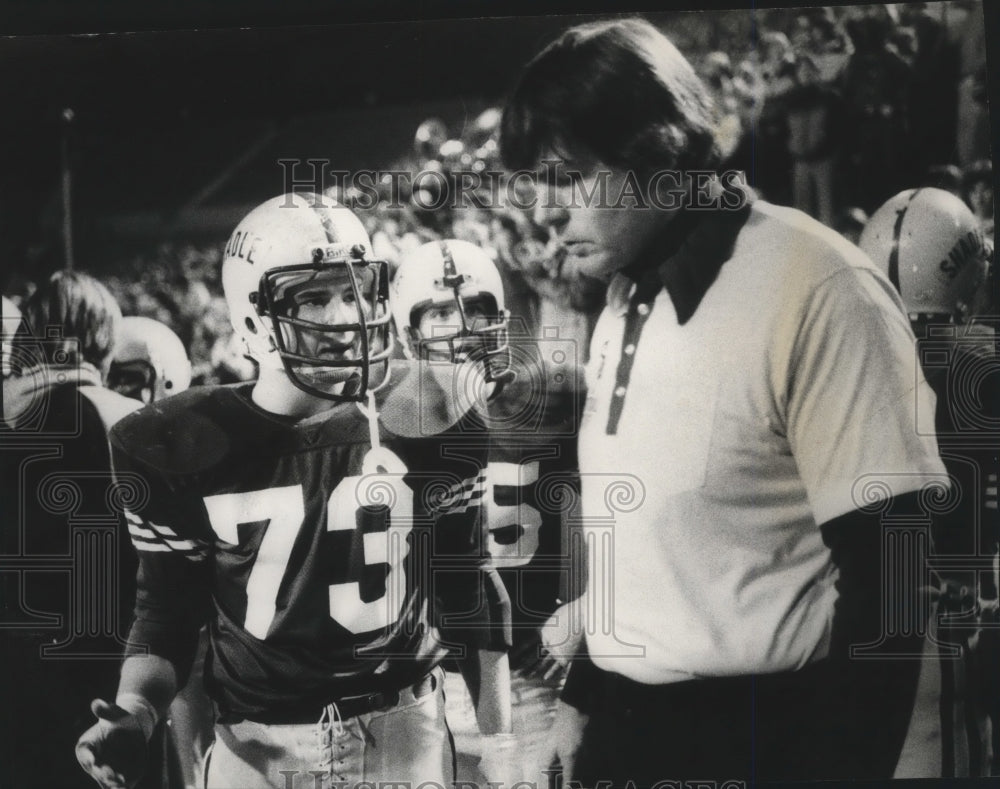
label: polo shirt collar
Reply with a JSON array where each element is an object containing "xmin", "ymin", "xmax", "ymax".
[{"xmin": 613, "ymin": 183, "xmax": 756, "ymax": 324}]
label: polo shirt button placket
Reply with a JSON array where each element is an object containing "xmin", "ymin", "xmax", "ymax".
[{"xmin": 605, "ymin": 296, "xmax": 655, "ymax": 435}]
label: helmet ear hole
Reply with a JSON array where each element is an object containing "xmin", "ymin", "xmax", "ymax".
[{"xmin": 245, "ymin": 317, "xmax": 258, "ymax": 334}]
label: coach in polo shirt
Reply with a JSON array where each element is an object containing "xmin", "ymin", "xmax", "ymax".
[{"xmin": 501, "ymin": 18, "xmax": 948, "ymax": 786}]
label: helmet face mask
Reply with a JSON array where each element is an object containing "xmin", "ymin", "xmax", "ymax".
[
  {"xmin": 408, "ymin": 293, "xmax": 510, "ymax": 382},
  {"xmin": 107, "ymin": 359, "xmax": 157, "ymax": 403},
  {"xmin": 255, "ymin": 254, "xmax": 393, "ymax": 401},
  {"xmin": 390, "ymin": 240, "xmax": 514, "ymax": 396},
  {"xmin": 222, "ymin": 193, "xmax": 393, "ymax": 403}
]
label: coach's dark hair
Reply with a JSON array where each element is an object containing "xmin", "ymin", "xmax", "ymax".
[
  {"xmin": 21, "ymin": 270, "xmax": 122, "ymax": 373},
  {"xmin": 501, "ymin": 18, "xmax": 721, "ymax": 178}
]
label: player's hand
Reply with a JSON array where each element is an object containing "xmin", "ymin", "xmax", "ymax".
[
  {"xmin": 532, "ymin": 602, "xmax": 584, "ymax": 682},
  {"xmin": 75, "ymin": 699, "xmax": 148, "ymax": 789},
  {"xmin": 519, "ymin": 641, "xmax": 570, "ymax": 684},
  {"xmin": 540, "ymin": 700, "xmax": 588, "ymax": 785}
]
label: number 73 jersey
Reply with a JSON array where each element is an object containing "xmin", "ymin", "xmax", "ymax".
[{"xmin": 110, "ymin": 383, "xmax": 493, "ymax": 718}]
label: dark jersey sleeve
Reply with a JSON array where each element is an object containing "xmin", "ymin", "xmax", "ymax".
[{"xmin": 111, "ymin": 421, "xmax": 213, "ymax": 687}]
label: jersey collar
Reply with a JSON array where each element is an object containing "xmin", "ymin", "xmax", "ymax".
[{"xmin": 613, "ymin": 179, "xmax": 756, "ymax": 324}]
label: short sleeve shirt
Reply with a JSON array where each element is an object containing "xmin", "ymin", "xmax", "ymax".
[{"xmin": 579, "ymin": 200, "xmax": 947, "ymax": 683}]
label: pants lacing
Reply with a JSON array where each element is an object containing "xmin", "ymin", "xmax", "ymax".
[{"xmin": 316, "ymin": 702, "xmax": 347, "ymax": 783}]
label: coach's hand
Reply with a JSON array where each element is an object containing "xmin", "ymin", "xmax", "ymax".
[
  {"xmin": 542, "ymin": 700, "xmax": 588, "ymax": 784},
  {"xmin": 76, "ymin": 699, "xmax": 148, "ymax": 789}
]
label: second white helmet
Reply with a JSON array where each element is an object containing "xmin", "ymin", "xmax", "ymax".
[
  {"xmin": 859, "ymin": 187, "xmax": 990, "ymax": 321},
  {"xmin": 390, "ymin": 239, "xmax": 513, "ymax": 388}
]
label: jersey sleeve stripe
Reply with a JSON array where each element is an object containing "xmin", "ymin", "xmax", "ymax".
[
  {"xmin": 129, "ymin": 538, "xmax": 208, "ymax": 560},
  {"xmin": 124, "ymin": 509, "xmax": 209, "ymax": 557},
  {"xmin": 147, "ymin": 520, "xmax": 184, "ymax": 539},
  {"xmin": 127, "ymin": 524, "xmax": 205, "ymax": 552},
  {"xmin": 124, "ymin": 509, "xmax": 186, "ymax": 539},
  {"xmin": 432, "ymin": 474, "xmax": 487, "ymax": 515}
]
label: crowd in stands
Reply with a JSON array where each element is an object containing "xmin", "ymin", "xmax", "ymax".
[{"xmin": 3, "ymin": 3, "xmax": 994, "ymax": 382}]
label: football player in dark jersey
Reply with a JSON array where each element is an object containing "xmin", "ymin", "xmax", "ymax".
[
  {"xmin": 108, "ymin": 316, "xmax": 213, "ymax": 789},
  {"xmin": 861, "ymin": 187, "xmax": 998, "ymax": 778},
  {"xmin": 75, "ymin": 194, "xmax": 512, "ymax": 789},
  {"xmin": 390, "ymin": 238, "xmax": 582, "ymax": 784}
]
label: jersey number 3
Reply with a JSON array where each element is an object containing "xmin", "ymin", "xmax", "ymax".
[{"xmin": 204, "ymin": 478, "xmax": 413, "ymax": 639}]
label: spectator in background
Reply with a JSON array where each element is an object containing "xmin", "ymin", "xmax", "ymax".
[
  {"xmin": 752, "ymin": 31, "xmax": 796, "ymax": 204},
  {"xmin": 789, "ymin": 10, "xmax": 814, "ymax": 53},
  {"xmin": 956, "ymin": 3, "xmax": 989, "ymax": 167},
  {"xmin": 702, "ymin": 51, "xmax": 744, "ymax": 163},
  {"xmin": 840, "ymin": 5, "xmax": 912, "ymax": 210},
  {"xmin": 1, "ymin": 270, "xmax": 141, "ymax": 789},
  {"xmin": 723, "ymin": 53, "xmax": 765, "ymax": 182},
  {"xmin": 964, "ymin": 159, "xmax": 994, "ymax": 243},
  {"xmin": 786, "ymin": 52, "xmax": 842, "ymax": 226},
  {"xmin": 899, "ymin": 2, "xmax": 960, "ymax": 176}
]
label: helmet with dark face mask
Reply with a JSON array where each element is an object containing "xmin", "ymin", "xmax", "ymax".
[
  {"xmin": 222, "ymin": 193, "xmax": 393, "ymax": 401},
  {"xmin": 108, "ymin": 316, "xmax": 191, "ymax": 403},
  {"xmin": 390, "ymin": 239, "xmax": 513, "ymax": 393}
]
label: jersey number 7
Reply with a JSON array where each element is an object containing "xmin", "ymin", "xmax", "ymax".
[{"xmin": 204, "ymin": 477, "xmax": 413, "ymax": 640}]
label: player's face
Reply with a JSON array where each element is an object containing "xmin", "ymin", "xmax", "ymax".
[
  {"xmin": 279, "ymin": 267, "xmax": 375, "ymax": 364},
  {"xmin": 968, "ymin": 181, "xmax": 993, "ymax": 219},
  {"xmin": 532, "ymin": 162, "xmax": 669, "ymax": 284},
  {"xmin": 414, "ymin": 297, "xmax": 489, "ymax": 362}
]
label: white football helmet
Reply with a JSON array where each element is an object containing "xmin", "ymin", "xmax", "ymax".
[
  {"xmin": 859, "ymin": 187, "xmax": 990, "ymax": 322},
  {"xmin": 108, "ymin": 316, "xmax": 192, "ymax": 403},
  {"xmin": 222, "ymin": 192, "xmax": 393, "ymax": 401},
  {"xmin": 390, "ymin": 239, "xmax": 513, "ymax": 389}
]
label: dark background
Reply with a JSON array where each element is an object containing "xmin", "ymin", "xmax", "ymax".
[{"xmin": 0, "ymin": 0, "xmax": 996, "ymax": 286}]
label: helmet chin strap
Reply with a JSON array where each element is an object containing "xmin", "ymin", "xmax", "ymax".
[
  {"xmin": 355, "ymin": 389, "xmax": 382, "ymax": 452},
  {"xmin": 355, "ymin": 388, "xmax": 404, "ymax": 475}
]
